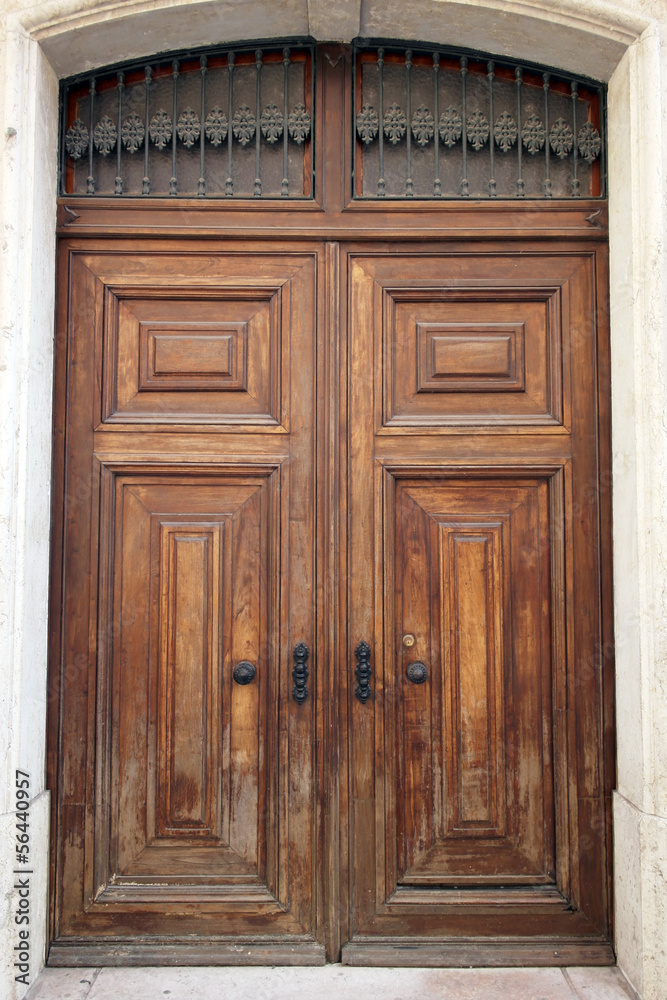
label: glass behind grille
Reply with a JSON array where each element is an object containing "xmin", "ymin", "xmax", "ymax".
[
  {"xmin": 353, "ymin": 41, "xmax": 605, "ymax": 199},
  {"xmin": 60, "ymin": 40, "xmax": 315, "ymax": 198}
]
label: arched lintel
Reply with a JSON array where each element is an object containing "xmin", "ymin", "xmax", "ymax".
[{"xmin": 16, "ymin": 0, "xmax": 649, "ymax": 82}]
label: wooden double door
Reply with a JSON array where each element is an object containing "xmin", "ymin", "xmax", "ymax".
[{"xmin": 49, "ymin": 225, "xmax": 614, "ymax": 965}]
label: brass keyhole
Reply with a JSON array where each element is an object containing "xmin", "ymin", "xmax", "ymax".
[{"xmin": 402, "ymin": 633, "xmax": 415, "ymax": 648}]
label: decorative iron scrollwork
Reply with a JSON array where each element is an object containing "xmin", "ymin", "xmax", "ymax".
[
  {"xmin": 356, "ymin": 104, "xmax": 380, "ymax": 144},
  {"xmin": 411, "ymin": 105, "xmax": 435, "ymax": 147},
  {"xmin": 149, "ymin": 109, "xmax": 172, "ymax": 149},
  {"xmin": 204, "ymin": 107, "xmax": 228, "ymax": 146},
  {"xmin": 549, "ymin": 117, "xmax": 573, "ymax": 159},
  {"xmin": 65, "ymin": 119, "xmax": 89, "ymax": 160},
  {"xmin": 260, "ymin": 103, "xmax": 284, "ymax": 143},
  {"xmin": 288, "ymin": 104, "xmax": 311, "ymax": 144},
  {"xmin": 121, "ymin": 113, "xmax": 144, "ymax": 153},
  {"xmin": 176, "ymin": 108, "xmax": 201, "ymax": 147},
  {"xmin": 578, "ymin": 121, "xmax": 601, "ymax": 164},
  {"xmin": 93, "ymin": 116, "xmax": 117, "ymax": 156},
  {"xmin": 60, "ymin": 41, "xmax": 315, "ymax": 198},
  {"xmin": 232, "ymin": 105, "xmax": 256, "ymax": 146},
  {"xmin": 494, "ymin": 111, "xmax": 517, "ymax": 152},
  {"xmin": 406, "ymin": 661, "xmax": 428, "ymax": 684},
  {"xmin": 467, "ymin": 110, "xmax": 490, "ymax": 150},
  {"xmin": 439, "ymin": 107, "xmax": 462, "ymax": 147},
  {"xmin": 352, "ymin": 42, "xmax": 604, "ymax": 199},
  {"xmin": 354, "ymin": 641, "xmax": 372, "ymax": 704},
  {"xmin": 233, "ymin": 661, "xmax": 256, "ymax": 685},
  {"xmin": 384, "ymin": 103, "xmax": 407, "ymax": 144},
  {"xmin": 292, "ymin": 642, "xmax": 309, "ymax": 705},
  {"xmin": 521, "ymin": 113, "xmax": 546, "ymax": 154}
]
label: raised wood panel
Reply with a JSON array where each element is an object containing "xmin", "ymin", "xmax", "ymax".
[
  {"xmin": 107, "ymin": 291, "xmax": 279, "ymax": 424},
  {"xmin": 109, "ymin": 473, "xmax": 269, "ymax": 886},
  {"xmin": 448, "ymin": 529, "xmax": 503, "ymax": 831},
  {"xmin": 394, "ymin": 477, "xmax": 554, "ymax": 887},
  {"xmin": 53, "ymin": 249, "xmax": 317, "ymax": 433},
  {"xmin": 158, "ymin": 526, "xmax": 220, "ymax": 835},
  {"xmin": 141, "ymin": 323, "xmax": 247, "ymax": 390},
  {"xmin": 386, "ymin": 289, "xmax": 559, "ymax": 426},
  {"xmin": 417, "ymin": 323, "xmax": 524, "ymax": 392}
]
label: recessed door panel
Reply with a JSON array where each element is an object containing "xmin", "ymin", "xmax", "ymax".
[
  {"xmin": 385, "ymin": 290, "xmax": 561, "ymax": 426},
  {"xmin": 105, "ymin": 473, "xmax": 272, "ymax": 890},
  {"xmin": 105, "ymin": 290, "xmax": 280, "ymax": 425},
  {"xmin": 393, "ymin": 477, "xmax": 554, "ymax": 887}
]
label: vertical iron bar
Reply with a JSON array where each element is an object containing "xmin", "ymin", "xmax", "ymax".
[
  {"xmin": 254, "ymin": 49, "xmax": 262, "ymax": 197},
  {"xmin": 377, "ymin": 47, "xmax": 385, "ymax": 197},
  {"xmin": 598, "ymin": 86, "xmax": 606, "ymax": 197},
  {"xmin": 142, "ymin": 66, "xmax": 151, "ymax": 195},
  {"xmin": 433, "ymin": 53, "xmax": 441, "ymax": 197},
  {"xmin": 282, "ymin": 47, "xmax": 290, "ymax": 197},
  {"xmin": 515, "ymin": 66, "xmax": 524, "ymax": 197},
  {"xmin": 543, "ymin": 73, "xmax": 552, "ymax": 197},
  {"xmin": 226, "ymin": 53, "xmax": 234, "ymax": 196},
  {"xmin": 488, "ymin": 61, "xmax": 496, "ymax": 197},
  {"xmin": 59, "ymin": 90, "xmax": 67, "ymax": 194},
  {"xmin": 115, "ymin": 72, "xmax": 124, "ymax": 195},
  {"xmin": 198, "ymin": 56, "xmax": 207, "ymax": 196},
  {"xmin": 310, "ymin": 44, "xmax": 315, "ymax": 198},
  {"xmin": 460, "ymin": 56, "xmax": 469, "ymax": 197},
  {"xmin": 405, "ymin": 49, "xmax": 413, "ymax": 197},
  {"xmin": 170, "ymin": 60, "xmax": 178, "ymax": 196},
  {"xmin": 571, "ymin": 80, "xmax": 580, "ymax": 196},
  {"xmin": 87, "ymin": 77, "xmax": 95, "ymax": 194},
  {"xmin": 352, "ymin": 46, "xmax": 358, "ymax": 197}
]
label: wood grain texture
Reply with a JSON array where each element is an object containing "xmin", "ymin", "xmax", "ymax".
[
  {"xmin": 345, "ymin": 247, "xmax": 612, "ymax": 958},
  {"xmin": 47, "ymin": 44, "xmax": 613, "ymax": 965},
  {"xmin": 392, "ymin": 478, "xmax": 553, "ymax": 886},
  {"xmin": 103, "ymin": 277, "xmax": 280, "ymax": 425},
  {"xmin": 49, "ymin": 246, "xmax": 321, "ymax": 955}
]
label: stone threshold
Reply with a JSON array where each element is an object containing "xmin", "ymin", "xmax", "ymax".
[{"xmin": 24, "ymin": 964, "xmax": 639, "ymax": 1000}]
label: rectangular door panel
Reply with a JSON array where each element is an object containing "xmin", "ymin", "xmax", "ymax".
[
  {"xmin": 386, "ymin": 291, "xmax": 561, "ymax": 426},
  {"xmin": 393, "ymin": 476, "xmax": 554, "ymax": 888},
  {"xmin": 104, "ymin": 472, "xmax": 272, "ymax": 891},
  {"xmin": 106, "ymin": 290, "xmax": 281, "ymax": 425}
]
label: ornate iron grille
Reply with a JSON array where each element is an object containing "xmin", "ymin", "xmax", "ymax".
[
  {"xmin": 59, "ymin": 40, "xmax": 315, "ymax": 198},
  {"xmin": 353, "ymin": 41, "xmax": 606, "ymax": 199}
]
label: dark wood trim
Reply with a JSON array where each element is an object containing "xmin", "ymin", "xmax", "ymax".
[
  {"xmin": 341, "ymin": 940, "xmax": 615, "ymax": 967},
  {"xmin": 49, "ymin": 940, "xmax": 326, "ymax": 966},
  {"xmin": 57, "ymin": 198, "xmax": 609, "ymax": 241}
]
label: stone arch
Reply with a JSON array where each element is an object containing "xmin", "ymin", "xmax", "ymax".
[{"xmin": 20, "ymin": 0, "xmax": 647, "ymax": 80}]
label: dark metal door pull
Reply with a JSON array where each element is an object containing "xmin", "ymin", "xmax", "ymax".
[
  {"xmin": 292, "ymin": 642, "xmax": 309, "ymax": 704},
  {"xmin": 406, "ymin": 661, "xmax": 428, "ymax": 684},
  {"xmin": 355, "ymin": 640, "xmax": 372, "ymax": 703},
  {"xmin": 233, "ymin": 661, "xmax": 256, "ymax": 685}
]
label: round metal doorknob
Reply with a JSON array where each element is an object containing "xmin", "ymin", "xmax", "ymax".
[
  {"xmin": 406, "ymin": 661, "xmax": 428, "ymax": 684},
  {"xmin": 233, "ymin": 661, "xmax": 256, "ymax": 685}
]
